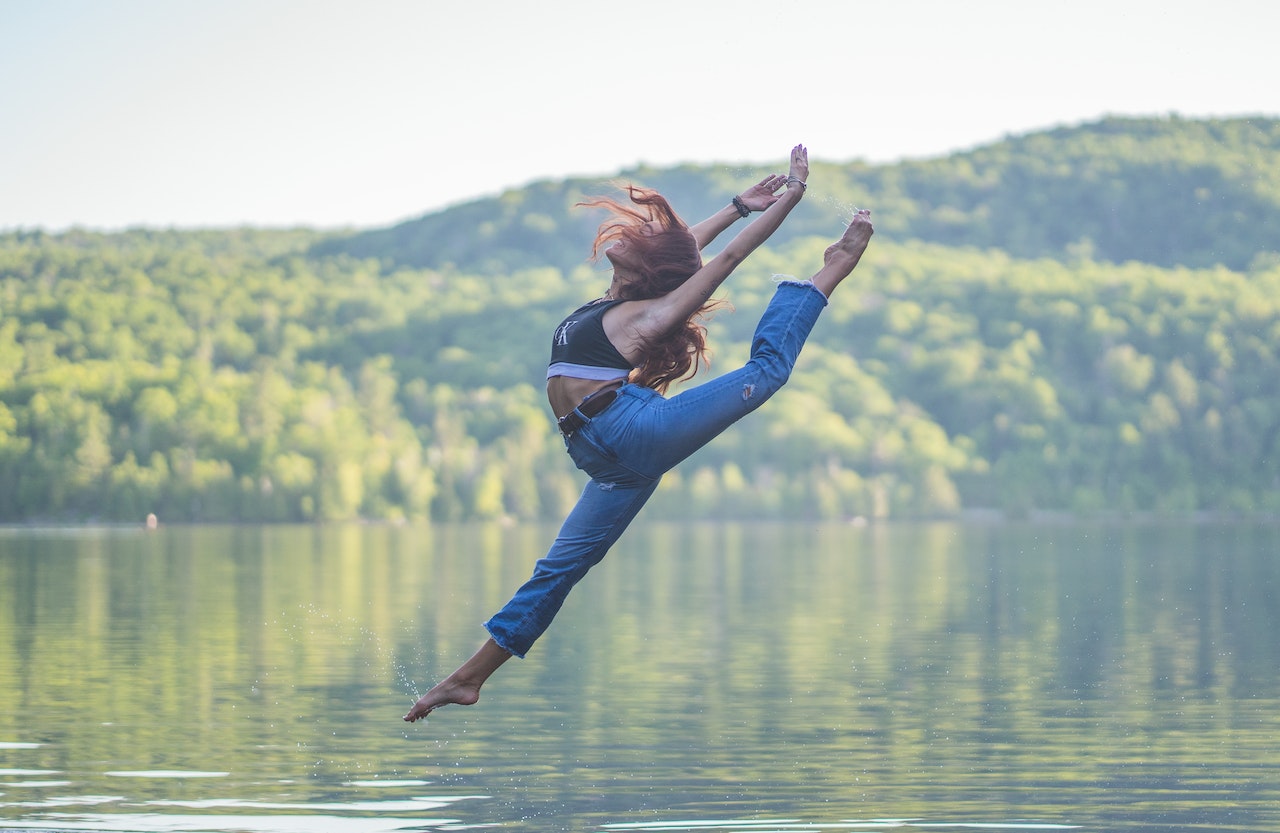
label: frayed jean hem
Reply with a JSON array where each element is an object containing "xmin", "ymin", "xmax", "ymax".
[{"xmin": 483, "ymin": 623, "xmax": 524, "ymax": 660}]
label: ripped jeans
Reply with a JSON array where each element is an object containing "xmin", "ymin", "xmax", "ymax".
[{"xmin": 484, "ymin": 280, "xmax": 828, "ymax": 657}]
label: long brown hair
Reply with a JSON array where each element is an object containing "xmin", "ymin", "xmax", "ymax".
[{"xmin": 579, "ymin": 185, "xmax": 722, "ymax": 393}]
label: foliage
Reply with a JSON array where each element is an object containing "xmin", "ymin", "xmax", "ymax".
[{"xmin": 2, "ymin": 117, "xmax": 1278, "ymax": 522}]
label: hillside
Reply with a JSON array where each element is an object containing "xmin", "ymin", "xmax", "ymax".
[
  {"xmin": 1, "ymin": 116, "xmax": 1278, "ymax": 523},
  {"xmin": 317, "ymin": 116, "xmax": 1280, "ymax": 273}
]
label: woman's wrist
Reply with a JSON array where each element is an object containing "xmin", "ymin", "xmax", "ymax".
[
  {"xmin": 781, "ymin": 181, "xmax": 806, "ymax": 203},
  {"xmin": 731, "ymin": 195, "xmax": 752, "ymax": 218},
  {"xmin": 786, "ymin": 175, "xmax": 807, "ymax": 192}
]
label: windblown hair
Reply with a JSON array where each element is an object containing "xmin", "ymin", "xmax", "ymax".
[{"xmin": 579, "ymin": 185, "xmax": 722, "ymax": 394}]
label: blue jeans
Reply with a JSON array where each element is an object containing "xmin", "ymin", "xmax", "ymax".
[{"xmin": 484, "ymin": 281, "xmax": 828, "ymax": 657}]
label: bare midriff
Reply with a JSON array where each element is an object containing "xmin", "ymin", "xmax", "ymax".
[{"xmin": 547, "ymin": 376, "xmax": 626, "ymax": 421}]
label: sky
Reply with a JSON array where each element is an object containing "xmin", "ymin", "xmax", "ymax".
[{"xmin": 2, "ymin": 0, "xmax": 1276, "ymax": 232}]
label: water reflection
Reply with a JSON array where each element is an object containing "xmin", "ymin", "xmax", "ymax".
[{"xmin": 1, "ymin": 521, "xmax": 1278, "ymax": 832}]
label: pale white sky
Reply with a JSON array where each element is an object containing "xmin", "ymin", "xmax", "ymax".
[{"xmin": 1, "ymin": 0, "xmax": 1276, "ymax": 231}]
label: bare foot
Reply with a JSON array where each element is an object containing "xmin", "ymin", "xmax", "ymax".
[
  {"xmin": 402, "ymin": 637, "xmax": 512, "ymax": 723},
  {"xmin": 403, "ymin": 676, "xmax": 480, "ymax": 722},
  {"xmin": 812, "ymin": 209, "xmax": 874, "ymax": 297},
  {"xmin": 825, "ymin": 209, "xmax": 873, "ymax": 268}
]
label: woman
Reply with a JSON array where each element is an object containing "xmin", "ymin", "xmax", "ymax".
[{"xmin": 405, "ymin": 144, "xmax": 873, "ymax": 722}]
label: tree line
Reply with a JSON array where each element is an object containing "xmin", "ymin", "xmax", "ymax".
[{"xmin": 1, "ymin": 116, "xmax": 1277, "ymax": 522}]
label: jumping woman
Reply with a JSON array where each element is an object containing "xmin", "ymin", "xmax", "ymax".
[{"xmin": 405, "ymin": 144, "xmax": 873, "ymax": 722}]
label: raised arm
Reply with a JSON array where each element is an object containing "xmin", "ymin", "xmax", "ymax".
[
  {"xmin": 617, "ymin": 145, "xmax": 809, "ymax": 348},
  {"xmin": 688, "ymin": 173, "xmax": 789, "ymax": 250}
]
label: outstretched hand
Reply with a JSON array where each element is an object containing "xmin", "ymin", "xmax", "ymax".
[
  {"xmin": 789, "ymin": 144, "xmax": 809, "ymax": 185},
  {"xmin": 735, "ymin": 145, "xmax": 809, "ymax": 213},
  {"xmin": 736, "ymin": 174, "xmax": 788, "ymax": 212}
]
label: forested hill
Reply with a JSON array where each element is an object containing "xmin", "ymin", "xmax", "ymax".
[
  {"xmin": 2, "ymin": 115, "xmax": 1279, "ymax": 524},
  {"xmin": 317, "ymin": 116, "xmax": 1280, "ymax": 273}
]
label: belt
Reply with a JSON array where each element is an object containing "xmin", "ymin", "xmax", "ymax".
[{"xmin": 557, "ymin": 385, "xmax": 621, "ymax": 437}]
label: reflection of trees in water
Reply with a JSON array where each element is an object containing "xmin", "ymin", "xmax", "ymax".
[{"xmin": 2, "ymin": 521, "xmax": 1278, "ymax": 828}]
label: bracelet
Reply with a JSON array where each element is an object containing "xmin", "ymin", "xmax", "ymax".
[
  {"xmin": 731, "ymin": 195, "xmax": 751, "ymax": 218},
  {"xmin": 786, "ymin": 176, "xmax": 807, "ymax": 191}
]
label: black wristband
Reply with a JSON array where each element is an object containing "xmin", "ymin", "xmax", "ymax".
[{"xmin": 731, "ymin": 196, "xmax": 751, "ymax": 218}]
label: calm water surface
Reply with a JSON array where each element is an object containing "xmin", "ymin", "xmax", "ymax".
[{"xmin": 1, "ymin": 520, "xmax": 1278, "ymax": 833}]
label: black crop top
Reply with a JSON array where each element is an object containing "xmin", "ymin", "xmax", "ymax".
[{"xmin": 546, "ymin": 299, "xmax": 633, "ymax": 382}]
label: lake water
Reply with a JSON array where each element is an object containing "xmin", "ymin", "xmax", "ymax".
[{"xmin": 1, "ymin": 520, "xmax": 1278, "ymax": 833}]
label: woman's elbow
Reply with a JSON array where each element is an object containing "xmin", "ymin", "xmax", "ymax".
[{"xmin": 711, "ymin": 249, "xmax": 747, "ymax": 275}]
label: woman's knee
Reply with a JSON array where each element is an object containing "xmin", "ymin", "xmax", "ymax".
[{"xmin": 743, "ymin": 355, "xmax": 794, "ymax": 401}]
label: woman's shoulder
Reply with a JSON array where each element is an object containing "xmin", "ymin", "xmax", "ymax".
[{"xmin": 566, "ymin": 297, "xmax": 624, "ymax": 317}]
